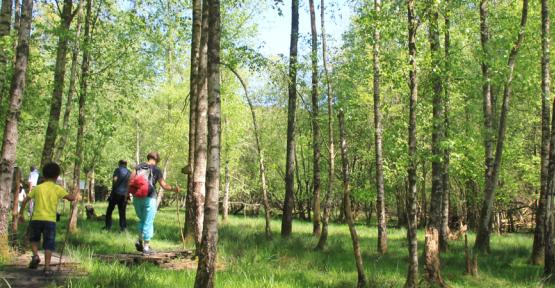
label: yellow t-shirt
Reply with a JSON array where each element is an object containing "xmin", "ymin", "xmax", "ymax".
[{"xmin": 29, "ymin": 181, "xmax": 68, "ymax": 222}]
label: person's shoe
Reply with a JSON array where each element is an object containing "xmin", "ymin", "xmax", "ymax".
[
  {"xmin": 28, "ymin": 255, "xmax": 40, "ymax": 269},
  {"xmin": 43, "ymin": 268, "xmax": 53, "ymax": 277},
  {"xmin": 142, "ymin": 246, "xmax": 155, "ymax": 255},
  {"xmin": 135, "ymin": 240, "xmax": 143, "ymax": 252}
]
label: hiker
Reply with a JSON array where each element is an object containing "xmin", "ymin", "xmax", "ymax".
[
  {"xmin": 19, "ymin": 162, "xmax": 79, "ymax": 276},
  {"xmin": 130, "ymin": 151, "xmax": 179, "ymax": 254},
  {"xmin": 18, "ymin": 184, "xmax": 26, "ymax": 212},
  {"xmin": 28, "ymin": 165, "xmax": 39, "ymax": 216},
  {"xmin": 103, "ymin": 159, "xmax": 131, "ymax": 231}
]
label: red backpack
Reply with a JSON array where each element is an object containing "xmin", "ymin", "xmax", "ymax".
[{"xmin": 128, "ymin": 165, "xmax": 153, "ymax": 198}]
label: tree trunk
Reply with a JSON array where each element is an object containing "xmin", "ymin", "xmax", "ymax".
[
  {"xmin": 69, "ymin": 0, "xmax": 92, "ymax": 234},
  {"xmin": 424, "ymin": 1, "xmax": 445, "ymax": 285},
  {"xmin": 405, "ymin": 0, "xmax": 419, "ymax": 286},
  {"xmin": 225, "ymin": 65, "xmax": 272, "ymax": 238},
  {"xmin": 475, "ymin": 0, "xmax": 528, "ymax": 253},
  {"xmin": 54, "ymin": 1, "xmax": 83, "ymax": 163},
  {"xmin": 0, "ymin": 0, "xmax": 31, "ymax": 259},
  {"xmin": 192, "ymin": 0, "xmax": 209, "ymax": 248},
  {"xmin": 135, "ymin": 119, "xmax": 140, "ymax": 165},
  {"xmin": 156, "ymin": 160, "xmax": 168, "ymax": 207},
  {"xmin": 308, "ymin": 0, "xmax": 321, "ymax": 237},
  {"xmin": 373, "ymin": 0, "xmax": 387, "ymax": 255},
  {"xmin": 316, "ymin": 0, "xmax": 334, "ymax": 250},
  {"xmin": 40, "ymin": 0, "xmax": 75, "ymax": 167},
  {"xmin": 185, "ymin": 0, "xmax": 201, "ymax": 242},
  {"xmin": 222, "ymin": 161, "xmax": 230, "ymax": 222},
  {"xmin": 532, "ymin": 0, "xmax": 550, "ymax": 266},
  {"xmin": 194, "ymin": 0, "xmax": 220, "ymax": 285},
  {"xmin": 338, "ymin": 109, "xmax": 366, "ymax": 288},
  {"xmin": 10, "ymin": 167, "xmax": 20, "ymax": 245},
  {"xmin": 440, "ymin": 0, "xmax": 451, "ymax": 253},
  {"xmin": 0, "ymin": 0, "xmax": 12, "ymax": 104},
  {"xmin": 281, "ymin": 0, "xmax": 299, "ymax": 238}
]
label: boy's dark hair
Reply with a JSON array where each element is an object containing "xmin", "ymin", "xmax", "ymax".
[
  {"xmin": 42, "ymin": 162, "xmax": 61, "ymax": 179},
  {"xmin": 147, "ymin": 151, "xmax": 160, "ymax": 162},
  {"xmin": 30, "ymin": 165, "xmax": 36, "ymax": 172},
  {"xmin": 118, "ymin": 159, "xmax": 127, "ymax": 166}
]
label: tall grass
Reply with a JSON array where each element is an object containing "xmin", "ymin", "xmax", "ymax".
[{"xmin": 3, "ymin": 202, "xmax": 553, "ymax": 287}]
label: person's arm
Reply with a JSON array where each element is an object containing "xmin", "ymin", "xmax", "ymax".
[
  {"xmin": 158, "ymin": 178, "xmax": 179, "ymax": 193},
  {"xmin": 19, "ymin": 196, "xmax": 31, "ymax": 220},
  {"xmin": 63, "ymin": 193, "xmax": 81, "ymax": 201}
]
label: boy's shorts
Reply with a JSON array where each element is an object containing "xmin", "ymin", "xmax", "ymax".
[{"xmin": 29, "ymin": 220, "xmax": 56, "ymax": 251}]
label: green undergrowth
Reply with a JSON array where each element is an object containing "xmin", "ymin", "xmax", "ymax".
[{"xmin": 3, "ymin": 202, "xmax": 553, "ymax": 287}]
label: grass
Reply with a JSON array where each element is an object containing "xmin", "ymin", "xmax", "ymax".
[{"xmin": 2, "ymin": 202, "xmax": 553, "ymax": 287}]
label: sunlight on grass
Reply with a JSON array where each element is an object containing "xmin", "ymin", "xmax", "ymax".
[{"xmin": 5, "ymin": 202, "xmax": 555, "ymax": 287}]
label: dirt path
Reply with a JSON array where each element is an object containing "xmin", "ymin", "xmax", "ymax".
[{"xmin": 0, "ymin": 251, "xmax": 85, "ymax": 288}]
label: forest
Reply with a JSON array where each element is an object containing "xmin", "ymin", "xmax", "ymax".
[{"xmin": 0, "ymin": 0, "xmax": 553, "ymax": 287}]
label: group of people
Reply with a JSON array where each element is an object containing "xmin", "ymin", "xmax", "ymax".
[{"xmin": 20, "ymin": 151, "xmax": 180, "ymax": 276}]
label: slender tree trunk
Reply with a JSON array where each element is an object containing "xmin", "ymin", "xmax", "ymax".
[
  {"xmin": 424, "ymin": 1, "xmax": 445, "ymax": 285},
  {"xmin": 308, "ymin": 0, "xmax": 321, "ymax": 237},
  {"xmin": 440, "ymin": 0, "xmax": 451, "ymax": 253},
  {"xmin": 405, "ymin": 0, "xmax": 419, "ymax": 286},
  {"xmin": 194, "ymin": 0, "xmax": 220, "ymax": 284},
  {"xmin": 373, "ymin": 0, "xmax": 387, "ymax": 255},
  {"xmin": 135, "ymin": 119, "xmax": 140, "ymax": 165},
  {"xmin": 222, "ymin": 161, "xmax": 230, "ymax": 222},
  {"xmin": 0, "ymin": 0, "xmax": 12, "ymax": 105},
  {"xmin": 475, "ymin": 0, "xmax": 528, "ymax": 253},
  {"xmin": 192, "ymin": 0, "xmax": 209, "ymax": 248},
  {"xmin": 533, "ymin": 0, "xmax": 550, "ymax": 266},
  {"xmin": 185, "ymin": 0, "xmax": 201, "ymax": 241},
  {"xmin": 226, "ymin": 65, "xmax": 272, "ymax": 238},
  {"xmin": 69, "ymin": 0, "xmax": 92, "ymax": 234},
  {"xmin": 40, "ymin": 0, "xmax": 75, "ymax": 167},
  {"xmin": 0, "ymin": 0, "xmax": 31, "ymax": 259},
  {"xmin": 9, "ymin": 167, "xmax": 20, "ymax": 245},
  {"xmin": 54, "ymin": 2, "xmax": 83, "ymax": 163},
  {"xmin": 156, "ymin": 160, "xmax": 168, "ymax": 207},
  {"xmin": 281, "ymin": 0, "xmax": 299, "ymax": 237},
  {"xmin": 338, "ymin": 109, "xmax": 367, "ymax": 287},
  {"xmin": 316, "ymin": 0, "xmax": 334, "ymax": 250}
]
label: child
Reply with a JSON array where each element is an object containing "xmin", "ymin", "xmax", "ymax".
[{"xmin": 19, "ymin": 162, "xmax": 78, "ymax": 275}]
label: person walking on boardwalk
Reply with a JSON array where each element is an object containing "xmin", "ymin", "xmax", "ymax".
[
  {"xmin": 129, "ymin": 152, "xmax": 179, "ymax": 254},
  {"xmin": 27, "ymin": 165, "xmax": 39, "ymax": 216},
  {"xmin": 19, "ymin": 162, "xmax": 79, "ymax": 275},
  {"xmin": 103, "ymin": 159, "xmax": 131, "ymax": 231}
]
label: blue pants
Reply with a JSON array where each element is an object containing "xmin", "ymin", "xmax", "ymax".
[
  {"xmin": 29, "ymin": 220, "xmax": 56, "ymax": 251},
  {"xmin": 133, "ymin": 197, "xmax": 157, "ymax": 241}
]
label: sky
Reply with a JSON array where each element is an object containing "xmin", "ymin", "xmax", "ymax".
[{"xmin": 254, "ymin": 0, "xmax": 354, "ymax": 57}]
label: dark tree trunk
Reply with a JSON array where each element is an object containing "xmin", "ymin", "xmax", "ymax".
[
  {"xmin": 475, "ymin": 0, "xmax": 528, "ymax": 254},
  {"xmin": 533, "ymin": 0, "xmax": 550, "ymax": 266},
  {"xmin": 185, "ymin": 0, "xmax": 202, "ymax": 241},
  {"xmin": 373, "ymin": 0, "xmax": 387, "ymax": 255},
  {"xmin": 424, "ymin": 1, "xmax": 445, "ymax": 285},
  {"xmin": 0, "ymin": 0, "xmax": 31, "ymax": 258},
  {"xmin": 338, "ymin": 110, "xmax": 366, "ymax": 288},
  {"xmin": 308, "ymin": 0, "xmax": 321, "ymax": 237},
  {"xmin": 194, "ymin": 0, "xmax": 220, "ymax": 285},
  {"xmin": 405, "ymin": 0, "xmax": 419, "ymax": 286},
  {"xmin": 40, "ymin": 0, "xmax": 75, "ymax": 167},
  {"xmin": 54, "ymin": 1, "xmax": 83, "ymax": 163},
  {"xmin": 192, "ymin": 0, "xmax": 209, "ymax": 248},
  {"xmin": 281, "ymin": 0, "xmax": 299, "ymax": 238},
  {"xmin": 69, "ymin": 0, "xmax": 93, "ymax": 234},
  {"xmin": 10, "ymin": 167, "xmax": 20, "ymax": 245},
  {"xmin": 440, "ymin": 0, "xmax": 451, "ymax": 253},
  {"xmin": 316, "ymin": 0, "xmax": 334, "ymax": 250}
]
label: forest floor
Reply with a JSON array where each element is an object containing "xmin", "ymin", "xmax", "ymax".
[{"xmin": 0, "ymin": 202, "xmax": 552, "ymax": 288}]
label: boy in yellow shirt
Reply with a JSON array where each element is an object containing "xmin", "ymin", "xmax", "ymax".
[{"xmin": 20, "ymin": 162, "xmax": 78, "ymax": 275}]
